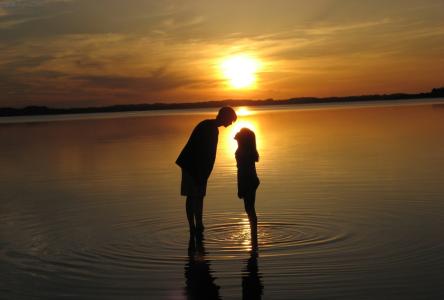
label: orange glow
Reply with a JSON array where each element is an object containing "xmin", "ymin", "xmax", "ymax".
[
  {"xmin": 221, "ymin": 117, "xmax": 262, "ymax": 158},
  {"xmin": 230, "ymin": 120, "xmax": 257, "ymax": 139},
  {"xmin": 240, "ymin": 218, "xmax": 253, "ymax": 251},
  {"xmin": 220, "ymin": 55, "xmax": 260, "ymax": 89},
  {"xmin": 227, "ymin": 218, "xmax": 253, "ymax": 251},
  {"xmin": 236, "ymin": 107, "xmax": 253, "ymax": 117}
]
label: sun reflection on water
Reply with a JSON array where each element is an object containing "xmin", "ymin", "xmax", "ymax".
[
  {"xmin": 221, "ymin": 107, "xmax": 262, "ymax": 158},
  {"xmin": 227, "ymin": 218, "xmax": 254, "ymax": 251},
  {"xmin": 236, "ymin": 106, "xmax": 254, "ymax": 117}
]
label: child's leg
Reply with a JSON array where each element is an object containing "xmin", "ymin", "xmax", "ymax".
[{"xmin": 244, "ymin": 190, "xmax": 258, "ymax": 236}]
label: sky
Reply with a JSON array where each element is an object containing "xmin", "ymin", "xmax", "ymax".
[{"xmin": 0, "ymin": 0, "xmax": 443, "ymax": 108}]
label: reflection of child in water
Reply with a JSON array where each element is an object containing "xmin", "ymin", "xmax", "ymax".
[{"xmin": 234, "ymin": 128, "xmax": 260, "ymax": 240}]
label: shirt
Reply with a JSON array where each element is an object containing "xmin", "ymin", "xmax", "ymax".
[{"xmin": 176, "ymin": 119, "xmax": 219, "ymax": 185}]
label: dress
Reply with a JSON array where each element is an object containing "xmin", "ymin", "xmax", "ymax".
[
  {"xmin": 236, "ymin": 152, "xmax": 260, "ymax": 199},
  {"xmin": 176, "ymin": 119, "xmax": 219, "ymax": 196}
]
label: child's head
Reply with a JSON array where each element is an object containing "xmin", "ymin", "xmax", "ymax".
[{"xmin": 234, "ymin": 127, "xmax": 259, "ymax": 162}]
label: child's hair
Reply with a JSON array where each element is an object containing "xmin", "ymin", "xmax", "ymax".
[{"xmin": 234, "ymin": 127, "xmax": 259, "ymax": 162}]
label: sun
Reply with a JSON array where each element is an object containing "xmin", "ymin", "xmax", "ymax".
[{"xmin": 221, "ymin": 55, "xmax": 260, "ymax": 89}]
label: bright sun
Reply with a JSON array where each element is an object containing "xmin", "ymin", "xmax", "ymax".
[{"xmin": 221, "ymin": 55, "xmax": 260, "ymax": 89}]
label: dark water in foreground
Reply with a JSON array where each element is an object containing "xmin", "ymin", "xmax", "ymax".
[{"xmin": 1, "ymin": 101, "xmax": 444, "ymax": 299}]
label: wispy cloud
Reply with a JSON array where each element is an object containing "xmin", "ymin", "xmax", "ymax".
[
  {"xmin": 74, "ymin": 67, "xmax": 198, "ymax": 93},
  {"xmin": 1, "ymin": 0, "xmax": 444, "ymax": 107}
]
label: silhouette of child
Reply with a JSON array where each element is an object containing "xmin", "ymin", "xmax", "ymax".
[{"xmin": 234, "ymin": 128, "xmax": 260, "ymax": 241}]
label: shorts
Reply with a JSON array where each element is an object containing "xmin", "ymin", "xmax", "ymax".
[{"xmin": 181, "ymin": 169, "xmax": 207, "ymax": 197}]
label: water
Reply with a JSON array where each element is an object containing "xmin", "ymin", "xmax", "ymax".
[{"xmin": 1, "ymin": 100, "xmax": 444, "ymax": 299}]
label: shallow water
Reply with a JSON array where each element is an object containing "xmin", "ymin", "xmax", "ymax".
[{"xmin": 1, "ymin": 101, "xmax": 444, "ymax": 299}]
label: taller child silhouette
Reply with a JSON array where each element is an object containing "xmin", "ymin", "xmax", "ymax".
[{"xmin": 176, "ymin": 107, "xmax": 237, "ymax": 234}]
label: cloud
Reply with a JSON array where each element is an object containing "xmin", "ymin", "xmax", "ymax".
[
  {"xmin": 0, "ymin": 0, "xmax": 73, "ymax": 30},
  {"xmin": 0, "ymin": 31, "xmax": 222, "ymax": 106},
  {"xmin": 74, "ymin": 68, "xmax": 198, "ymax": 92},
  {"xmin": 0, "ymin": 0, "xmax": 206, "ymax": 41},
  {"xmin": 0, "ymin": 7, "xmax": 7, "ymax": 17},
  {"xmin": 1, "ymin": 1, "xmax": 444, "ymax": 106}
]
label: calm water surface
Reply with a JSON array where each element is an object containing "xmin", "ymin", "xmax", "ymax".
[{"xmin": 1, "ymin": 101, "xmax": 444, "ymax": 299}]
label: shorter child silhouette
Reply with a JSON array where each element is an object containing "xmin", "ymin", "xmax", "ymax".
[{"xmin": 234, "ymin": 128, "xmax": 260, "ymax": 241}]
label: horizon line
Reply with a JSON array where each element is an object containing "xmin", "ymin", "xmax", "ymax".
[{"xmin": 1, "ymin": 87, "xmax": 443, "ymax": 117}]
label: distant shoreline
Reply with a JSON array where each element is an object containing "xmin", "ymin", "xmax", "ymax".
[{"xmin": 1, "ymin": 88, "xmax": 443, "ymax": 117}]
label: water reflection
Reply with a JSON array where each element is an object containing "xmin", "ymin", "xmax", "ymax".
[
  {"xmin": 225, "ymin": 218, "xmax": 256, "ymax": 252},
  {"xmin": 236, "ymin": 107, "xmax": 254, "ymax": 117},
  {"xmin": 242, "ymin": 234, "xmax": 263, "ymax": 300},
  {"xmin": 184, "ymin": 234, "xmax": 221, "ymax": 300},
  {"xmin": 2, "ymin": 103, "xmax": 444, "ymax": 299},
  {"xmin": 224, "ymin": 118, "xmax": 262, "ymax": 160},
  {"xmin": 239, "ymin": 218, "xmax": 252, "ymax": 251}
]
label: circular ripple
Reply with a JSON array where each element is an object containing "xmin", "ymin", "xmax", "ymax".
[
  {"xmin": 3, "ymin": 205, "xmax": 444, "ymax": 291},
  {"xmin": 201, "ymin": 211, "xmax": 351, "ymax": 259},
  {"xmin": 44, "ymin": 209, "xmax": 352, "ymax": 272}
]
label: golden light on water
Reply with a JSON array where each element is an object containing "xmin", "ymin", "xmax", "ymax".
[
  {"xmin": 227, "ymin": 218, "xmax": 254, "ymax": 251},
  {"xmin": 240, "ymin": 218, "xmax": 253, "ymax": 251},
  {"xmin": 219, "ymin": 107, "xmax": 263, "ymax": 173},
  {"xmin": 218, "ymin": 106, "xmax": 263, "ymax": 159},
  {"xmin": 231, "ymin": 120, "xmax": 256, "ymax": 139},
  {"xmin": 236, "ymin": 106, "xmax": 253, "ymax": 117},
  {"xmin": 221, "ymin": 55, "xmax": 260, "ymax": 89},
  {"xmin": 227, "ymin": 119, "xmax": 259, "ymax": 155}
]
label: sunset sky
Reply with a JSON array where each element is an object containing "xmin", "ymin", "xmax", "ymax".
[{"xmin": 1, "ymin": 0, "xmax": 443, "ymax": 108}]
